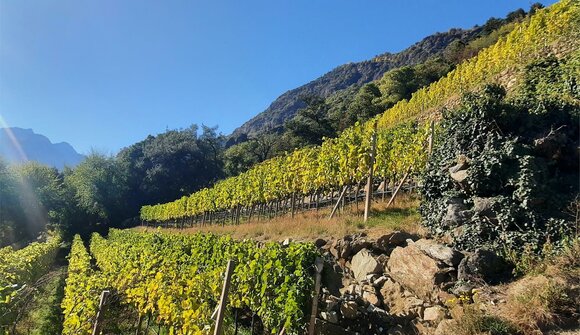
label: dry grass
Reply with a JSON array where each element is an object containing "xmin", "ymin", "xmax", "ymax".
[
  {"xmin": 499, "ymin": 239, "xmax": 580, "ymax": 335},
  {"xmin": 135, "ymin": 194, "xmax": 424, "ymax": 242}
]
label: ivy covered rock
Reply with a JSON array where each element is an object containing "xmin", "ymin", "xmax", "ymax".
[{"xmin": 420, "ymin": 65, "xmax": 579, "ymax": 255}]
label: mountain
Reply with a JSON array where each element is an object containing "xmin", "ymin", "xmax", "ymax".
[
  {"xmin": 229, "ymin": 26, "xmax": 485, "ymax": 140},
  {"xmin": 0, "ymin": 127, "xmax": 85, "ymax": 169}
]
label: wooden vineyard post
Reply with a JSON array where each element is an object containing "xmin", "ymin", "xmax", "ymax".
[
  {"xmin": 308, "ymin": 257, "xmax": 324, "ymax": 335},
  {"xmin": 364, "ymin": 122, "xmax": 378, "ymax": 222},
  {"xmin": 428, "ymin": 120, "xmax": 435, "ymax": 155},
  {"xmin": 92, "ymin": 290, "xmax": 110, "ymax": 335},
  {"xmin": 214, "ymin": 260, "xmax": 235, "ymax": 335},
  {"xmin": 291, "ymin": 192, "xmax": 296, "ymax": 218},
  {"xmin": 329, "ymin": 186, "xmax": 348, "ymax": 220},
  {"xmin": 386, "ymin": 166, "xmax": 412, "ymax": 208}
]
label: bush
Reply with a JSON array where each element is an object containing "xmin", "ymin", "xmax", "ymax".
[{"xmin": 420, "ymin": 61, "xmax": 579, "ymax": 255}]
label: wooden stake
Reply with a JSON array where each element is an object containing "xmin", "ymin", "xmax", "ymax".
[
  {"xmin": 308, "ymin": 257, "xmax": 324, "ymax": 335},
  {"xmin": 428, "ymin": 120, "xmax": 435, "ymax": 155},
  {"xmin": 329, "ymin": 186, "xmax": 348, "ymax": 219},
  {"xmin": 214, "ymin": 260, "xmax": 235, "ymax": 335},
  {"xmin": 92, "ymin": 290, "xmax": 110, "ymax": 335},
  {"xmin": 364, "ymin": 123, "xmax": 378, "ymax": 222},
  {"xmin": 386, "ymin": 167, "xmax": 412, "ymax": 208}
]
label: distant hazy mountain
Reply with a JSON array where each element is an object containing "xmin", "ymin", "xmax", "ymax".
[{"xmin": 0, "ymin": 127, "xmax": 84, "ymax": 169}]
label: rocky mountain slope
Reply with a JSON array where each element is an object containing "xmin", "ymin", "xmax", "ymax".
[
  {"xmin": 0, "ymin": 127, "xmax": 85, "ymax": 169},
  {"xmin": 229, "ymin": 27, "xmax": 483, "ymax": 140}
]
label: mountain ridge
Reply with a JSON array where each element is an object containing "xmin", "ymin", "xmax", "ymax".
[
  {"xmin": 0, "ymin": 127, "xmax": 85, "ymax": 169},
  {"xmin": 229, "ymin": 26, "xmax": 484, "ymax": 140}
]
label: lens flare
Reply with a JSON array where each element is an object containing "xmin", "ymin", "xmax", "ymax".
[
  {"xmin": 0, "ymin": 114, "xmax": 47, "ymax": 240},
  {"xmin": 0, "ymin": 114, "xmax": 28, "ymax": 162}
]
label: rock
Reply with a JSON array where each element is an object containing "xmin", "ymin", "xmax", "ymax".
[
  {"xmin": 434, "ymin": 319, "xmax": 458, "ymax": 335},
  {"xmin": 380, "ymin": 278, "xmax": 403, "ymax": 305},
  {"xmin": 374, "ymin": 231, "xmax": 413, "ymax": 251},
  {"xmin": 376, "ymin": 254, "xmax": 389, "ymax": 268},
  {"xmin": 410, "ymin": 318, "xmax": 433, "ymax": 335},
  {"xmin": 413, "ymin": 239, "xmax": 463, "ymax": 267},
  {"xmin": 473, "ymin": 197, "xmax": 495, "ymax": 216},
  {"xmin": 458, "ymin": 248, "xmax": 511, "ymax": 284},
  {"xmin": 315, "ymin": 238, "xmax": 328, "ymax": 248},
  {"xmin": 315, "ymin": 318, "xmax": 358, "ymax": 335},
  {"xmin": 387, "ymin": 325, "xmax": 407, "ymax": 335},
  {"xmin": 363, "ymin": 290, "xmax": 381, "ymax": 306},
  {"xmin": 324, "ymin": 295, "xmax": 340, "ymax": 311},
  {"xmin": 387, "ymin": 244, "xmax": 445, "ymax": 300},
  {"xmin": 340, "ymin": 301, "xmax": 359, "ymax": 319},
  {"xmin": 351, "ymin": 249, "xmax": 382, "ymax": 282},
  {"xmin": 373, "ymin": 275, "xmax": 388, "ymax": 288},
  {"xmin": 351, "ymin": 238, "xmax": 372, "ymax": 255},
  {"xmin": 450, "ymin": 154, "xmax": 469, "ymax": 172},
  {"xmin": 451, "ymin": 281, "xmax": 475, "ymax": 296},
  {"xmin": 330, "ymin": 239, "xmax": 353, "ymax": 260},
  {"xmin": 423, "ymin": 306, "xmax": 446, "ymax": 322},
  {"xmin": 442, "ymin": 202, "xmax": 472, "ymax": 227},
  {"xmin": 437, "ymin": 291, "xmax": 456, "ymax": 306},
  {"xmin": 282, "ymin": 238, "xmax": 292, "ymax": 246},
  {"xmin": 322, "ymin": 262, "xmax": 343, "ymax": 297},
  {"xmin": 450, "ymin": 169, "xmax": 468, "ymax": 183},
  {"xmin": 320, "ymin": 311, "xmax": 339, "ymax": 323}
]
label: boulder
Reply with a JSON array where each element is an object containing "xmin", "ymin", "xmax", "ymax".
[
  {"xmin": 458, "ymin": 248, "xmax": 511, "ymax": 284},
  {"xmin": 387, "ymin": 244, "xmax": 445, "ymax": 301},
  {"xmin": 340, "ymin": 301, "xmax": 359, "ymax": 319},
  {"xmin": 450, "ymin": 169, "xmax": 468, "ymax": 183},
  {"xmin": 315, "ymin": 318, "xmax": 357, "ymax": 335},
  {"xmin": 380, "ymin": 278, "xmax": 403, "ymax": 305},
  {"xmin": 315, "ymin": 238, "xmax": 328, "ymax": 248},
  {"xmin": 442, "ymin": 201, "xmax": 472, "ymax": 227},
  {"xmin": 351, "ymin": 237, "xmax": 372, "ymax": 255},
  {"xmin": 322, "ymin": 262, "xmax": 343, "ymax": 296},
  {"xmin": 351, "ymin": 249, "xmax": 382, "ymax": 282},
  {"xmin": 434, "ymin": 319, "xmax": 458, "ymax": 335},
  {"xmin": 374, "ymin": 231, "xmax": 413, "ymax": 251},
  {"xmin": 413, "ymin": 239, "xmax": 463, "ymax": 267},
  {"xmin": 363, "ymin": 290, "xmax": 381, "ymax": 306},
  {"xmin": 473, "ymin": 196, "xmax": 498, "ymax": 218},
  {"xmin": 423, "ymin": 306, "xmax": 446, "ymax": 322},
  {"xmin": 330, "ymin": 239, "xmax": 353, "ymax": 259}
]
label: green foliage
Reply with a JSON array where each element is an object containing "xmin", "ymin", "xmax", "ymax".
[
  {"xmin": 117, "ymin": 125, "xmax": 225, "ymax": 211},
  {"xmin": 284, "ymin": 96, "xmax": 336, "ymax": 147},
  {"xmin": 420, "ymin": 76, "xmax": 579, "ymax": 254},
  {"xmin": 65, "ymin": 153, "xmax": 128, "ymax": 228},
  {"xmin": 59, "ymin": 229, "xmax": 318, "ymax": 334}
]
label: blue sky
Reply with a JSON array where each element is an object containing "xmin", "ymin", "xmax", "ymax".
[{"xmin": 0, "ymin": 0, "xmax": 557, "ymax": 154}]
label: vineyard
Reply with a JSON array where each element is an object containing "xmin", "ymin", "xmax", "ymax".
[
  {"xmin": 0, "ymin": 237, "xmax": 61, "ymax": 332},
  {"xmin": 61, "ymin": 229, "xmax": 318, "ymax": 335},
  {"xmin": 140, "ymin": 0, "xmax": 580, "ymax": 225}
]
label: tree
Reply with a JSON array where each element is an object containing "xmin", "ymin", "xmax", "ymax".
[
  {"xmin": 65, "ymin": 153, "xmax": 127, "ymax": 229},
  {"xmin": 116, "ymin": 125, "xmax": 225, "ymax": 213},
  {"xmin": 284, "ymin": 96, "xmax": 336, "ymax": 147}
]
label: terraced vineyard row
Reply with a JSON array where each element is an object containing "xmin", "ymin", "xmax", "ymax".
[
  {"xmin": 140, "ymin": 0, "xmax": 579, "ymax": 225},
  {"xmin": 62, "ymin": 229, "xmax": 318, "ymax": 335},
  {"xmin": 0, "ymin": 237, "xmax": 60, "ymax": 331}
]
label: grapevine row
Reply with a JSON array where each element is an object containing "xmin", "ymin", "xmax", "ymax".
[
  {"xmin": 0, "ymin": 237, "xmax": 60, "ymax": 326},
  {"xmin": 61, "ymin": 235, "xmax": 108, "ymax": 335},
  {"xmin": 141, "ymin": 1, "xmax": 579, "ymax": 223},
  {"xmin": 61, "ymin": 229, "xmax": 318, "ymax": 334}
]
